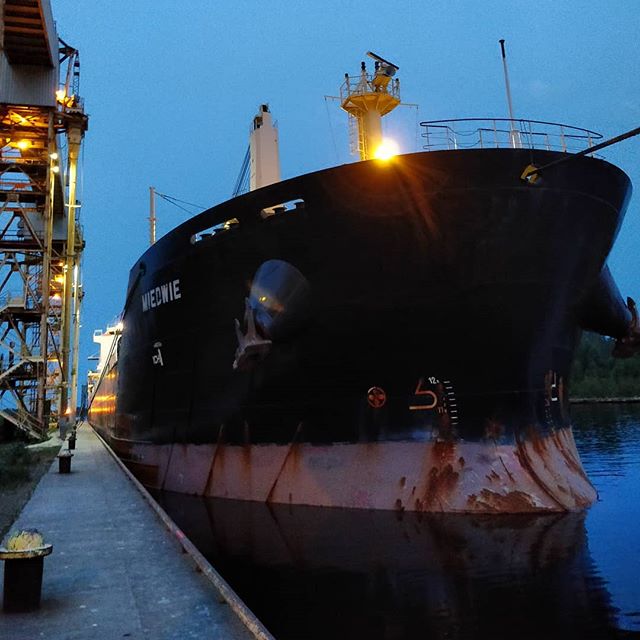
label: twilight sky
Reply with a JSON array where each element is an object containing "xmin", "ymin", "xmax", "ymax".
[{"xmin": 50, "ymin": 0, "xmax": 640, "ymax": 382}]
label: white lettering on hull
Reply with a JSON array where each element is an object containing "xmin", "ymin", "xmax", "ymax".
[{"xmin": 141, "ymin": 279, "xmax": 181, "ymax": 312}]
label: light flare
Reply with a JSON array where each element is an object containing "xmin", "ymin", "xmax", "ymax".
[{"xmin": 373, "ymin": 138, "xmax": 399, "ymax": 161}]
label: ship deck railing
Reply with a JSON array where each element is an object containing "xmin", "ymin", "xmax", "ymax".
[{"xmin": 420, "ymin": 118, "xmax": 602, "ymax": 154}]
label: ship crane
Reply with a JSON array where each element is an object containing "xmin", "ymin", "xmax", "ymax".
[{"xmin": 340, "ymin": 51, "xmax": 401, "ymax": 160}]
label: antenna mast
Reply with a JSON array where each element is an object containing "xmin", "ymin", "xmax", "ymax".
[
  {"xmin": 149, "ymin": 186, "xmax": 156, "ymax": 245},
  {"xmin": 499, "ymin": 39, "xmax": 520, "ymax": 148}
]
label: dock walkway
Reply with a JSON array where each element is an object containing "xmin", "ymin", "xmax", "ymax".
[{"xmin": 0, "ymin": 425, "xmax": 258, "ymax": 639}]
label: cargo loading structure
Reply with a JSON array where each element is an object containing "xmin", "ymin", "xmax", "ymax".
[{"xmin": 0, "ymin": 0, "xmax": 88, "ymax": 437}]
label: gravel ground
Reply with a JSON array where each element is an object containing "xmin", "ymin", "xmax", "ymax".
[{"xmin": 0, "ymin": 440, "xmax": 62, "ymax": 541}]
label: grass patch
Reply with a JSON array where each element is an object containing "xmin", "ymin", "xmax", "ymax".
[
  {"xmin": 0, "ymin": 441, "xmax": 60, "ymax": 539},
  {"xmin": 0, "ymin": 441, "xmax": 59, "ymax": 488},
  {"xmin": 0, "ymin": 442, "xmax": 33, "ymax": 487}
]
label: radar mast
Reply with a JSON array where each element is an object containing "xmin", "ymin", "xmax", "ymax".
[{"xmin": 340, "ymin": 52, "xmax": 401, "ymax": 160}]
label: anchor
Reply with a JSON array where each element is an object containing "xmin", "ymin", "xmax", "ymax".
[{"xmin": 233, "ymin": 298, "xmax": 272, "ymax": 371}]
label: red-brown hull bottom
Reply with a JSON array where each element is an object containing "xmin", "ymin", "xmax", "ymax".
[{"xmin": 109, "ymin": 427, "xmax": 596, "ymax": 513}]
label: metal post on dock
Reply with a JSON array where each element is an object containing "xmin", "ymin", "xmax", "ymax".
[{"xmin": 69, "ymin": 258, "xmax": 83, "ymax": 419}]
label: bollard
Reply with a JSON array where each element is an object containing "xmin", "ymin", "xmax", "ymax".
[
  {"xmin": 0, "ymin": 534, "xmax": 52, "ymax": 612},
  {"xmin": 68, "ymin": 435, "xmax": 76, "ymax": 450},
  {"xmin": 3, "ymin": 555, "xmax": 44, "ymax": 611},
  {"xmin": 58, "ymin": 418, "xmax": 70, "ymax": 441},
  {"xmin": 57, "ymin": 451, "xmax": 73, "ymax": 473}
]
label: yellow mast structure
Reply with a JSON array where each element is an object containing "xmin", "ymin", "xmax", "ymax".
[
  {"xmin": 340, "ymin": 52, "xmax": 401, "ymax": 161},
  {"xmin": 57, "ymin": 42, "xmax": 88, "ymax": 420}
]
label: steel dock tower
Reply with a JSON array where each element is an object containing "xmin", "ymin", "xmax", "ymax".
[{"xmin": 0, "ymin": 0, "xmax": 88, "ymax": 437}]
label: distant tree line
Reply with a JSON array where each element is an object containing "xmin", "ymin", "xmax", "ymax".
[{"xmin": 570, "ymin": 332, "xmax": 640, "ymax": 398}]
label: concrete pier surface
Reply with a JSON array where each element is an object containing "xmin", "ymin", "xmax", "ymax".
[{"xmin": 0, "ymin": 425, "xmax": 262, "ymax": 640}]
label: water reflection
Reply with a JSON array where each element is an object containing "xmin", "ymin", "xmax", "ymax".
[
  {"xmin": 155, "ymin": 405, "xmax": 640, "ymax": 639},
  {"xmin": 157, "ymin": 494, "xmax": 625, "ymax": 639},
  {"xmin": 573, "ymin": 404, "xmax": 640, "ymax": 634},
  {"xmin": 574, "ymin": 404, "xmax": 640, "ymax": 479}
]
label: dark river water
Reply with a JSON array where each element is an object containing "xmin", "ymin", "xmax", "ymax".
[{"xmin": 157, "ymin": 404, "xmax": 640, "ymax": 639}]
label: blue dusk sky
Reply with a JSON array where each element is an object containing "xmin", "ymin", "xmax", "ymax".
[{"xmin": 50, "ymin": 0, "xmax": 640, "ymax": 381}]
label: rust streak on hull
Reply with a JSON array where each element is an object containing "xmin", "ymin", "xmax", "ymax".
[{"xmin": 110, "ymin": 427, "xmax": 597, "ymax": 514}]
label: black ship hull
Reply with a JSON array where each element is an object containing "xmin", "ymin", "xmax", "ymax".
[{"xmin": 90, "ymin": 148, "xmax": 632, "ymax": 512}]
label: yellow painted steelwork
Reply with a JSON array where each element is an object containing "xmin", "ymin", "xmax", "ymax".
[
  {"xmin": 340, "ymin": 56, "xmax": 401, "ymax": 161},
  {"xmin": 0, "ymin": 8, "xmax": 88, "ymax": 436}
]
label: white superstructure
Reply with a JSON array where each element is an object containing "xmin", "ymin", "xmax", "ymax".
[
  {"xmin": 92, "ymin": 323, "xmax": 122, "ymax": 373},
  {"xmin": 249, "ymin": 104, "xmax": 281, "ymax": 191}
]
